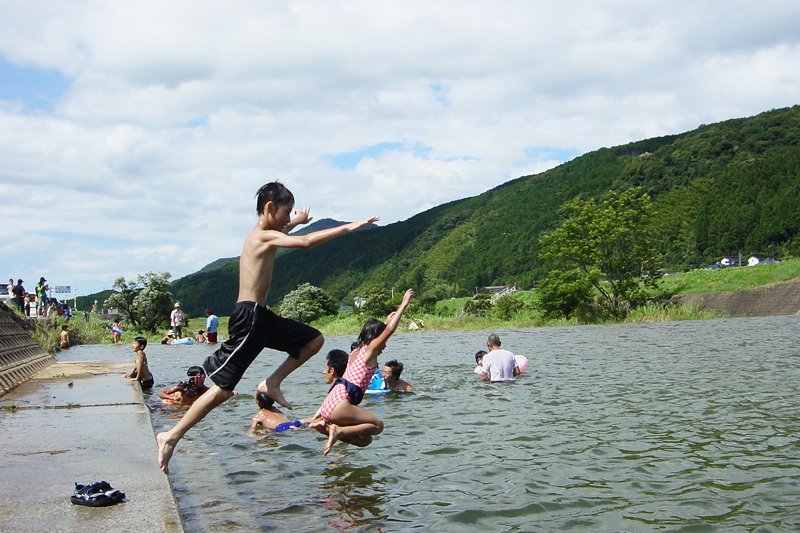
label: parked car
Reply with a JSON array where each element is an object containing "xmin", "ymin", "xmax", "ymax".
[{"xmin": 747, "ymin": 255, "xmax": 779, "ymax": 266}]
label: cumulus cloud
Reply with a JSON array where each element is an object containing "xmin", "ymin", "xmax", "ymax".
[{"xmin": 1, "ymin": 0, "xmax": 799, "ymax": 295}]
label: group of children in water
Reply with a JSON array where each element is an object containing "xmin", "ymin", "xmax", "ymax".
[{"xmin": 124, "ymin": 287, "xmax": 415, "ymax": 458}]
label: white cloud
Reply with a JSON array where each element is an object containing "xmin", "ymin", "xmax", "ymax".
[{"xmin": 1, "ymin": 0, "xmax": 799, "ymax": 295}]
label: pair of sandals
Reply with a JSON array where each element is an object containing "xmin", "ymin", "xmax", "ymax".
[{"xmin": 70, "ymin": 481, "xmax": 126, "ymax": 507}]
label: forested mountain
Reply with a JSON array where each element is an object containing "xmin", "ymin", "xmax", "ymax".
[{"xmin": 171, "ymin": 105, "xmax": 800, "ymax": 315}]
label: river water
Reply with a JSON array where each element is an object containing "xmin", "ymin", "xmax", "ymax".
[{"xmin": 62, "ymin": 315, "xmax": 800, "ymax": 531}]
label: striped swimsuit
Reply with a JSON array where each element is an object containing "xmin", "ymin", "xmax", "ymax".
[{"xmin": 320, "ymin": 346, "xmax": 374, "ymax": 421}]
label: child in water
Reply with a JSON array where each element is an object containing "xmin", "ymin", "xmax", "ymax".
[
  {"xmin": 250, "ymin": 392, "xmax": 307, "ymax": 434},
  {"xmin": 111, "ymin": 319, "xmax": 124, "ymax": 344},
  {"xmin": 59, "ymin": 325, "xmax": 70, "ymax": 349},
  {"xmin": 310, "ymin": 288, "xmax": 414, "ymax": 455},
  {"xmin": 474, "ymin": 350, "xmax": 487, "ymax": 375},
  {"xmin": 158, "ymin": 366, "xmax": 209, "ymax": 406},
  {"xmin": 124, "ymin": 336, "xmax": 154, "ymax": 390}
]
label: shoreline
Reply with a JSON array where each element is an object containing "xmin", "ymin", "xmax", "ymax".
[{"xmin": 0, "ymin": 360, "xmax": 184, "ymax": 532}]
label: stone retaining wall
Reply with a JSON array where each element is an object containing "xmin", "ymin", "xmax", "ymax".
[
  {"xmin": 0, "ymin": 303, "xmax": 54, "ymax": 395},
  {"xmin": 674, "ymin": 279, "xmax": 800, "ymax": 317}
]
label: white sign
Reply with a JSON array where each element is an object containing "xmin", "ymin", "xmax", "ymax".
[{"xmin": 53, "ymin": 286, "xmax": 71, "ymax": 294}]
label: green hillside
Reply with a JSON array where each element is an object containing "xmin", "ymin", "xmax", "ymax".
[{"xmin": 170, "ymin": 105, "xmax": 800, "ymax": 315}]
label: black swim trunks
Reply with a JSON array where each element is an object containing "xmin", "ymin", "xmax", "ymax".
[
  {"xmin": 140, "ymin": 377, "xmax": 154, "ymax": 390},
  {"xmin": 203, "ymin": 301, "xmax": 321, "ymax": 391}
]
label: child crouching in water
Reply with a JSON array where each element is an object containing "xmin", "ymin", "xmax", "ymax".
[{"xmin": 310, "ymin": 288, "xmax": 414, "ymax": 455}]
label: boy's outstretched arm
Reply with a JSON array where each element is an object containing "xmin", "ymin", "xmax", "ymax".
[{"xmin": 265, "ymin": 216, "xmax": 380, "ymax": 250}]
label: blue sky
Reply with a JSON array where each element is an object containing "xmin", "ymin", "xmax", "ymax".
[
  {"xmin": 0, "ymin": 61, "xmax": 69, "ymax": 111},
  {"xmin": 1, "ymin": 0, "xmax": 799, "ymax": 297}
]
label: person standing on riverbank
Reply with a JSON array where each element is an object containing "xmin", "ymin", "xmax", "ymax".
[
  {"xmin": 35, "ymin": 277, "xmax": 49, "ymax": 317},
  {"xmin": 204, "ymin": 308, "xmax": 219, "ymax": 343},
  {"xmin": 156, "ymin": 181, "xmax": 379, "ymax": 474},
  {"xmin": 170, "ymin": 303, "xmax": 185, "ymax": 339},
  {"xmin": 11, "ymin": 279, "xmax": 25, "ymax": 313}
]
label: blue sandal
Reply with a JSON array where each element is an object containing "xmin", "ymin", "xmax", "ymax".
[{"xmin": 70, "ymin": 481, "xmax": 126, "ymax": 507}]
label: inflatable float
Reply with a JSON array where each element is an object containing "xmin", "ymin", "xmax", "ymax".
[
  {"xmin": 172, "ymin": 337, "xmax": 194, "ymax": 345},
  {"xmin": 515, "ymin": 354, "xmax": 529, "ymax": 373},
  {"xmin": 365, "ymin": 369, "xmax": 388, "ymax": 394}
]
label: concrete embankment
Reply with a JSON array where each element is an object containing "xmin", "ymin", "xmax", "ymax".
[
  {"xmin": 0, "ymin": 304, "xmax": 184, "ymax": 532},
  {"xmin": 0, "ymin": 303, "xmax": 54, "ymax": 394},
  {"xmin": 674, "ymin": 278, "xmax": 800, "ymax": 317}
]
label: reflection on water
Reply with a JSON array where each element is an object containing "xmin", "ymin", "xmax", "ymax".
[
  {"xmin": 65, "ymin": 315, "xmax": 800, "ymax": 531},
  {"xmin": 320, "ymin": 462, "xmax": 388, "ymax": 530}
]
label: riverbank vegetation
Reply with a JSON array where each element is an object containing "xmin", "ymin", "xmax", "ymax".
[{"xmin": 21, "ymin": 256, "xmax": 797, "ymax": 351}]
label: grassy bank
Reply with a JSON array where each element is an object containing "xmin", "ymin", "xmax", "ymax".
[{"xmin": 657, "ymin": 257, "xmax": 800, "ymax": 294}]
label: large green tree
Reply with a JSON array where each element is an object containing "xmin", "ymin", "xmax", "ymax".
[
  {"xmin": 105, "ymin": 272, "xmax": 174, "ymax": 332},
  {"xmin": 277, "ymin": 283, "xmax": 339, "ymax": 324},
  {"xmin": 539, "ymin": 188, "xmax": 662, "ymax": 318}
]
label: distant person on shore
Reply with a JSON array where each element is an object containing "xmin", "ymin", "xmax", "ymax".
[
  {"xmin": 250, "ymin": 393, "xmax": 307, "ymax": 434},
  {"xmin": 35, "ymin": 277, "xmax": 49, "ymax": 316},
  {"xmin": 205, "ymin": 308, "xmax": 219, "ymax": 343},
  {"xmin": 194, "ymin": 329, "xmax": 206, "ymax": 343},
  {"xmin": 111, "ymin": 318, "xmax": 124, "ymax": 343},
  {"xmin": 310, "ymin": 289, "xmax": 414, "ymax": 455},
  {"xmin": 158, "ymin": 366, "xmax": 209, "ymax": 406},
  {"xmin": 156, "ymin": 181, "xmax": 379, "ymax": 474},
  {"xmin": 124, "ymin": 336, "xmax": 154, "ymax": 390},
  {"xmin": 170, "ymin": 302, "xmax": 185, "ymax": 339},
  {"xmin": 11, "ymin": 279, "xmax": 25, "ymax": 313},
  {"xmin": 481, "ymin": 333, "xmax": 520, "ymax": 382},
  {"xmin": 474, "ymin": 350, "xmax": 487, "ymax": 375},
  {"xmin": 382, "ymin": 359, "xmax": 414, "ymax": 392},
  {"xmin": 59, "ymin": 325, "xmax": 70, "ymax": 349}
]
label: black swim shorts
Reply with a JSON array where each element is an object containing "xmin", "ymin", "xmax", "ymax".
[{"xmin": 203, "ymin": 301, "xmax": 321, "ymax": 391}]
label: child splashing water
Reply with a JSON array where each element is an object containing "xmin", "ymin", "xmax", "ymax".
[{"xmin": 310, "ymin": 289, "xmax": 414, "ymax": 455}]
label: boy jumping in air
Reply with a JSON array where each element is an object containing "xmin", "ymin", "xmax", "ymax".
[{"xmin": 156, "ymin": 181, "xmax": 378, "ymax": 473}]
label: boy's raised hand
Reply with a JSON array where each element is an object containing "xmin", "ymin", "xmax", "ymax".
[{"xmin": 292, "ymin": 206, "xmax": 313, "ymax": 225}]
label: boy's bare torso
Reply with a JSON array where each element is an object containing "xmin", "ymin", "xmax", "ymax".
[{"xmin": 237, "ymin": 226, "xmax": 280, "ymax": 305}]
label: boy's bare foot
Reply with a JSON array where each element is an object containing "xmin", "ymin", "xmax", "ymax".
[
  {"xmin": 256, "ymin": 379, "xmax": 292, "ymax": 410},
  {"xmin": 156, "ymin": 432, "xmax": 175, "ymax": 475},
  {"xmin": 323, "ymin": 424, "xmax": 340, "ymax": 455}
]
